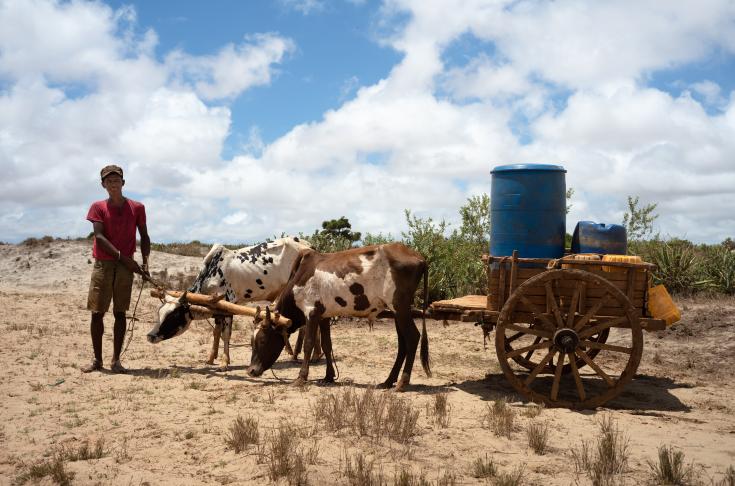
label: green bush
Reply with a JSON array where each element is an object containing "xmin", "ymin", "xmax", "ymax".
[{"xmin": 698, "ymin": 245, "xmax": 735, "ymax": 294}]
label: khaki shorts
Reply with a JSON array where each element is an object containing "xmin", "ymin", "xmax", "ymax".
[{"xmin": 87, "ymin": 259, "xmax": 134, "ymax": 314}]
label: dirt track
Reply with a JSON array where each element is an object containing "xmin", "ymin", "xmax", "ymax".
[{"xmin": 0, "ymin": 240, "xmax": 733, "ymax": 485}]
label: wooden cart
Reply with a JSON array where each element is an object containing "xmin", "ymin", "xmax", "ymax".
[{"xmin": 430, "ymin": 251, "xmax": 666, "ymax": 409}]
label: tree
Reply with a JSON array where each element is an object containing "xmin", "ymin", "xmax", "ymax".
[
  {"xmin": 622, "ymin": 195, "xmax": 658, "ymax": 240},
  {"xmin": 320, "ymin": 216, "xmax": 361, "ymax": 243}
]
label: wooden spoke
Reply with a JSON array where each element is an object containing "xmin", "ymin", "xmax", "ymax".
[
  {"xmin": 503, "ymin": 323, "xmax": 552, "ymax": 339},
  {"xmin": 524, "ymin": 336, "xmax": 543, "ymax": 361},
  {"xmin": 506, "ymin": 340, "xmax": 552, "ymax": 359},
  {"xmin": 524, "ymin": 349, "xmax": 556, "ymax": 386},
  {"xmin": 576, "ymin": 349, "xmax": 614, "ymax": 387},
  {"xmin": 506, "ymin": 331, "xmax": 525, "ymax": 344},
  {"xmin": 551, "ymin": 352, "xmax": 565, "ymax": 401},
  {"xmin": 578, "ymin": 316, "xmax": 628, "ymax": 339},
  {"xmin": 566, "ymin": 282, "xmax": 582, "ymax": 328},
  {"xmin": 545, "ymin": 282, "xmax": 564, "ymax": 328},
  {"xmin": 568, "ymin": 352, "xmax": 586, "ymax": 401},
  {"xmin": 519, "ymin": 295, "xmax": 557, "ymax": 329},
  {"xmin": 573, "ymin": 293, "xmax": 611, "ymax": 331},
  {"xmin": 580, "ymin": 340, "xmax": 632, "ymax": 354}
]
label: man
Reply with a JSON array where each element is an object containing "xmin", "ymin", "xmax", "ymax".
[{"xmin": 82, "ymin": 164, "xmax": 150, "ymax": 373}]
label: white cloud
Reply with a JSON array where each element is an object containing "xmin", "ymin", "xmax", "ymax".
[
  {"xmin": 1, "ymin": 0, "xmax": 735, "ymax": 245},
  {"xmin": 165, "ymin": 33, "xmax": 294, "ymax": 100}
]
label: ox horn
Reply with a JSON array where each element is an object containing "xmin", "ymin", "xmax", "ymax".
[
  {"xmin": 209, "ymin": 292, "xmax": 226, "ymax": 304},
  {"xmin": 260, "ymin": 306, "xmax": 273, "ymax": 330},
  {"xmin": 178, "ymin": 291, "xmax": 189, "ymax": 304}
]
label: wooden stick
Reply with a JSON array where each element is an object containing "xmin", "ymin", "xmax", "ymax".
[{"xmin": 150, "ymin": 289, "xmax": 292, "ymax": 327}]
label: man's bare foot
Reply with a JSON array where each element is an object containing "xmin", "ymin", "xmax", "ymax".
[
  {"xmin": 110, "ymin": 361, "xmax": 127, "ymax": 374},
  {"xmin": 80, "ymin": 359, "xmax": 102, "ymax": 373}
]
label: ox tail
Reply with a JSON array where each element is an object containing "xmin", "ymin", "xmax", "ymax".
[{"xmin": 420, "ymin": 262, "xmax": 431, "ymax": 378}]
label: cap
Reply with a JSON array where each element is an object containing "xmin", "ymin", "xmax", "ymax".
[{"xmin": 100, "ymin": 164, "xmax": 124, "ymax": 180}]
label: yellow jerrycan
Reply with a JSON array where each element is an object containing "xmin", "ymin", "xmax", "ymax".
[{"xmin": 647, "ymin": 284, "xmax": 681, "ymax": 326}]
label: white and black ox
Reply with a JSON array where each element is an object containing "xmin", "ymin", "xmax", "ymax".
[
  {"xmin": 146, "ymin": 236, "xmax": 311, "ymax": 369},
  {"xmin": 247, "ymin": 243, "xmax": 431, "ymax": 391}
]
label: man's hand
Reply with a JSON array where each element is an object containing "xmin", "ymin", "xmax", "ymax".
[{"xmin": 120, "ymin": 254, "xmax": 143, "ymax": 275}]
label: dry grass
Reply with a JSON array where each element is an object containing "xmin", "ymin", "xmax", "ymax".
[
  {"xmin": 224, "ymin": 415, "xmax": 259, "ymax": 453},
  {"xmin": 470, "ymin": 454, "xmax": 497, "ymax": 479},
  {"xmin": 493, "ymin": 465, "xmax": 525, "ymax": 486},
  {"xmin": 572, "ymin": 414, "xmax": 630, "ymax": 486},
  {"xmin": 526, "ymin": 421, "xmax": 550, "ymax": 455},
  {"xmin": 481, "ymin": 398, "xmax": 516, "ymax": 439},
  {"xmin": 312, "ymin": 387, "xmax": 420, "ymax": 444},
  {"xmin": 343, "ymin": 452, "xmax": 385, "ymax": 486},
  {"xmin": 15, "ymin": 439, "xmax": 105, "ymax": 485},
  {"xmin": 716, "ymin": 466, "xmax": 735, "ymax": 486},
  {"xmin": 647, "ymin": 445, "xmax": 699, "ymax": 485},
  {"xmin": 261, "ymin": 424, "xmax": 309, "ymax": 485},
  {"xmin": 520, "ymin": 403, "xmax": 544, "ymax": 418},
  {"xmin": 15, "ymin": 454, "xmax": 74, "ymax": 486},
  {"xmin": 426, "ymin": 392, "xmax": 451, "ymax": 428}
]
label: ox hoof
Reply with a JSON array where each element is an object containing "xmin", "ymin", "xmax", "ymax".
[
  {"xmin": 395, "ymin": 380, "xmax": 410, "ymax": 392},
  {"xmin": 217, "ymin": 365, "xmax": 230, "ymax": 372},
  {"xmin": 292, "ymin": 377, "xmax": 307, "ymax": 387},
  {"xmin": 377, "ymin": 381, "xmax": 395, "ymax": 390},
  {"xmin": 205, "ymin": 360, "xmax": 216, "ymax": 366},
  {"xmin": 317, "ymin": 377, "xmax": 335, "ymax": 385}
]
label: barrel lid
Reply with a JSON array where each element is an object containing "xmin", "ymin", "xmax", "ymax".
[{"xmin": 491, "ymin": 164, "xmax": 566, "ymax": 173}]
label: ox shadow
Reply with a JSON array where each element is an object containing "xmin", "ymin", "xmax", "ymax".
[
  {"xmin": 455, "ymin": 372, "xmax": 691, "ymax": 413},
  {"xmin": 126, "ymin": 364, "xmax": 260, "ymax": 382}
]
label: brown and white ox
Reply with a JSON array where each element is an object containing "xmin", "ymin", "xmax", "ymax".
[
  {"xmin": 146, "ymin": 236, "xmax": 311, "ymax": 369},
  {"xmin": 247, "ymin": 243, "xmax": 431, "ymax": 391}
]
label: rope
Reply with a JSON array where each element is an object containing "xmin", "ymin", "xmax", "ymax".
[{"xmin": 121, "ymin": 274, "xmax": 146, "ymax": 356}]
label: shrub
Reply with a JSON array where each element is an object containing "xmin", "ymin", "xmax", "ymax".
[
  {"xmin": 224, "ymin": 416, "xmax": 259, "ymax": 453},
  {"xmin": 470, "ymin": 454, "xmax": 496, "ymax": 478},
  {"xmin": 481, "ymin": 399, "xmax": 515, "ymax": 439},
  {"xmin": 426, "ymin": 392, "xmax": 451, "ymax": 428},
  {"xmin": 312, "ymin": 387, "xmax": 420, "ymax": 444},
  {"xmin": 572, "ymin": 414, "xmax": 629, "ymax": 485},
  {"xmin": 699, "ymin": 245, "xmax": 735, "ymax": 294},
  {"xmin": 647, "ymin": 445, "xmax": 698, "ymax": 485},
  {"xmin": 647, "ymin": 239, "xmax": 700, "ymax": 293},
  {"xmin": 526, "ymin": 421, "xmax": 550, "ymax": 455},
  {"xmin": 343, "ymin": 452, "xmax": 385, "ymax": 486}
]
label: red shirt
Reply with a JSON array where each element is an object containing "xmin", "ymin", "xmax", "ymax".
[{"xmin": 87, "ymin": 198, "xmax": 146, "ymax": 260}]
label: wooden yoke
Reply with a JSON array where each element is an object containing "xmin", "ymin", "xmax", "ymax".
[{"xmin": 150, "ymin": 289, "xmax": 292, "ymax": 327}]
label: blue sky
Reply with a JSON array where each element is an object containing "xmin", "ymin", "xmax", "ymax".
[{"xmin": 1, "ymin": 0, "xmax": 734, "ymax": 245}]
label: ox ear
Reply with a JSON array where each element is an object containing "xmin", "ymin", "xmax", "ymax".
[{"xmin": 178, "ymin": 291, "xmax": 189, "ymax": 304}]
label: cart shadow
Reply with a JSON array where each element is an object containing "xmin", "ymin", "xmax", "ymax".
[{"xmin": 456, "ymin": 372, "xmax": 691, "ymax": 412}]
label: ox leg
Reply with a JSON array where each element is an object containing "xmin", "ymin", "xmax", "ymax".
[
  {"xmin": 311, "ymin": 327, "xmax": 323, "ymax": 363},
  {"xmin": 207, "ymin": 319, "xmax": 222, "ymax": 365},
  {"xmin": 395, "ymin": 311, "xmax": 420, "ymax": 392},
  {"xmin": 219, "ymin": 316, "xmax": 233, "ymax": 371},
  {"xmin": 294, "ymin": 319, "xmax": 318, "ymax": 386},
  {"xmin": 318, "ymin": 318, "xmax": 335, "ymax": 383},
  {"xmin": 379, "ymin": 319, "xmax": 406, "ymax": 389},
  {"xmin": 293, "ymin": 328, "xmax": 304, "ymax": 362}
]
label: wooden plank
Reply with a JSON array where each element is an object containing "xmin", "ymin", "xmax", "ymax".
[
  {"xmin": 509, "ymin": 250, "xmax": 519, "ymax": 296},
  {"xmin": 497, "ymin": 257, "xmax": 507, "ymax": 310}
]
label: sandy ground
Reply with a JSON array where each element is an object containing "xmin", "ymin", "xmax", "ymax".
[{"xmin": 0, "ymin": 239, "xmax": 734, "ymax": 485}]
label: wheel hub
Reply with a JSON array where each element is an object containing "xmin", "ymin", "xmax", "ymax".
[{"xmin": 553, "ymin": 328, "xmax": 580, "ymax": 353}]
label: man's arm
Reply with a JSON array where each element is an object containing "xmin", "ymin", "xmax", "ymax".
[
  {"xmin": 92, "ymin": 221, "xmax": 142, "ymax": 274},
  {"xmin": 138, "ymin": 222, "xmax": 150, "ymax": 273}
]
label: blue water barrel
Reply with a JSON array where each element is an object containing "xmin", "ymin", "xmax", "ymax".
[
  {"xmin": 571, "ymin": 221, "xmax": 627, "ymax": 255},
  {"xmin": 490, "ymin": 164, "xmax": 567, "ymax": 258}
]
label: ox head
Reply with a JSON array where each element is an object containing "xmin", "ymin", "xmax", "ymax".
[
  {"xmin": 247, "ymin": 307, "xmax": 290, "ymax": 377},
  {"xmin": 147, "ymin": 291, "xmax": 214, "ymax": 343}
]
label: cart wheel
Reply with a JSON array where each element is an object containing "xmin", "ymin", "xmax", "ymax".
[
  {"xmin": 495, "ymin": 269, "xmax": 643, "ymax": 409},
  {"xmin": 505, "ymin": 326, "xmax": 609, "ymax": 375}
]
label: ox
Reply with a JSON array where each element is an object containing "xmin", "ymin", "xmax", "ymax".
[
  {"xmin": 146, "ymin": 236, "xmax": 311, "ymax": 369},
  {"xmin": 247, "ymin": 243, "xmax": 431, "ymax": 391}
]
